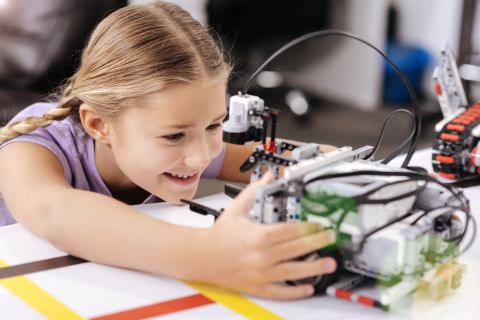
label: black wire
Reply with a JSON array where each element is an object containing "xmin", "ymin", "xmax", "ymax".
[
  {"xmin": 304, "ymin": 170, "xmax": 474, "ymax": 254},
  {"xmin": 352, "ymin": 181, "xmax": 426, "ymax": 205},
  {"xmin": 380, "ymin": 112, "xmax": 417, "ymax": 164},
  {"xmin": 406, "ymin": 166, "xmax": 429, "ymax": 175},
  {"xmin": 364, "ymin": 109, "xmax": 415, "ymax": 160},
  {"xmin": 242, "ymin": 30, "xmax": 421, "ymax": 168},
  {"xmin": 408, "ymin": 205, "xmax": 476, "ymax": 251},
  {"xmin": 410, "ymin": 206, "xmax": 455, "ymax": 226},
  {"xmin": 305, "ymin": 171, "xmax": 469, "ymax": 215},
  {"xmin": 305, "ymin": 170, "xmax": 435, "ymax": 185}
]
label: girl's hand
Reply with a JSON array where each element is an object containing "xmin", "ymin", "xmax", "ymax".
[{"xmin": 195, "ymin": 172, "xmax": 337, "ymax": 300}]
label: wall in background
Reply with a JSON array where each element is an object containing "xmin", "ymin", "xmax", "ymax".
[
  {"xmin": 391, "ymin": 0, "xmax": 464, "ymax": 98},
  {"xmin": 290, "ymin": 0, "xmax": 390, "ymax": 112}
]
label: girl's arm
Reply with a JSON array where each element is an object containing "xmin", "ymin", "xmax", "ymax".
[
  {"xmin": 0, "ymin": 141, "xmax": 337, "ymax": 299},
  {"xmin": 217, "ymin": 140, "xmax": 337, "ymax": 183}
]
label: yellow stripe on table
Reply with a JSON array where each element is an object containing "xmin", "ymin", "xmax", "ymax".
[
  {"xmin": 184, "ymin": 281, "xmax": 285, "ymax": 320},
  {"xmin": 0, "ymin": 258, "xmax": 86, "ymax": 320},
  {"xmin": 0, "ymin": 257, "xmax": 283, "ymax": 320}
]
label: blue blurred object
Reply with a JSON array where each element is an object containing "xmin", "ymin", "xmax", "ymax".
[{"xmin": 383, "ymin": 42, "xmax": 431, "ymax": 104}]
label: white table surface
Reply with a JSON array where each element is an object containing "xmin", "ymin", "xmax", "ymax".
[{"xmin": 0, "ymin": 149, "xmax": 478, "ymax": 320}]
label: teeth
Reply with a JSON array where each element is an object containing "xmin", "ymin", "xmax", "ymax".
[{"xmin": 168, "ymin": 173, "xmax": 194, "ymax": 179}]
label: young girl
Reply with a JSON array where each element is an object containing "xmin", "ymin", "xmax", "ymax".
[{"xmin": 0, "ymin": 1, "xmax": 337, "ymax": 299}]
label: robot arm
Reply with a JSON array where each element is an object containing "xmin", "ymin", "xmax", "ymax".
[{"xmin": 432, "ymin": 42, "xmax": 480, "ymax": 179}]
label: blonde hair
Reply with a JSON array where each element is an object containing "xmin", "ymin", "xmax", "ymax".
[{"xmin": 0, "ymin": 1, "xmax": 232, "ymax": 144}]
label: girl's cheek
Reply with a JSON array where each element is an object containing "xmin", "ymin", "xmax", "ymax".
[
  {"xmin": 123, "ymin": 140, "xmax": 175, "ymax": 174},
  {"xmin": 209, "ymin": 131, "xmax": 224, "ymax": 158},
  {"xmin": 148, "ymin": 145, "xmax": 183, "ymax": 172}
]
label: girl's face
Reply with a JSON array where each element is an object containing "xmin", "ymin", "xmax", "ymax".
[{"xmin": 109, "ymin": 83, "xmax": 227, "ymax": 204}]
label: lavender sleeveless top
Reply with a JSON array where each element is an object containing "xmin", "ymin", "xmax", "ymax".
[{"xmin": 0, "ymin": 103, "xmax": 226, "ymax": 226}]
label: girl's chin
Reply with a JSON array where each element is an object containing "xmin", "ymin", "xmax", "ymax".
[{"xmin": 158, "ymin": 187, "xmax": 198, "ymax": 205}]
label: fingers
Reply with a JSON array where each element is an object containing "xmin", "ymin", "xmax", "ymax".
[
  {"xmin": 429, "ymin": 172, "xmax": 438, "ymax": 179},
  {"xmin": 259, "ymin": 221, "xmax": 324, "ymax": 245},
  {"xmin": 254, "ymin": 283, "xmax": 314, "ymax": 300},
  {"xmin": 227, "ymin": 172, "xmax": 274, "ymax": 215},
  {"xmin": 271, "ymin": 229, "xmax": 337, "ymax": 261},
  {"xmin": 268, "ymin": 257, "xmax": 337, "ymax": 282},
  {"xmin": 294, "ymin": 221, "xmax": 324, "ymax": 236}
]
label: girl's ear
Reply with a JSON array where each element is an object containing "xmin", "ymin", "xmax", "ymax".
[{"xmin": 79, "ymin": 104, "xmax": 112, "ymax": 145}]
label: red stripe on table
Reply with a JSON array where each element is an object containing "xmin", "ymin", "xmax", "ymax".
[{"xmin": 91, "ymin": 294, "xmax": 215, "ymax": 320}]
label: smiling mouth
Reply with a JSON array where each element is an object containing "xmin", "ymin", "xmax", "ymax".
[
  {"xmin": 163, "ymin": 171, "xmax": 200, "ymax": 186},
  {"xmin": 164, "ymin": 172, "xmax": 196, "ymax": 179}
]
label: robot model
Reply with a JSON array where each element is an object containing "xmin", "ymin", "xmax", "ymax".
[
  {"xmin": 219, "ymin": 93, "xmax": 471, "ymax": 310},
  {"xmin": 432, "ymin": 42, "xmax": 480, "ymax": 180},
  {"xmin": 183, "ymin": 31, "xmax": 475, "ymax": 311}
]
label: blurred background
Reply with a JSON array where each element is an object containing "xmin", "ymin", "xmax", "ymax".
[{"xmin": 0, "ymin": 0, "xmax": 479, "ymax": 197}]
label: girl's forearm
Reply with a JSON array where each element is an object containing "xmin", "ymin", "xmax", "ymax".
[
  {"xmin": 14, "ymin": 171, "xmax": 338, "ymax": 300},
  {"xmin": 46, "ymin": 188, "xmax": 208, "ymax": 280},
  {"xmin": 0, "ymin": 143, "xmax": 210, "ymax": 281}
]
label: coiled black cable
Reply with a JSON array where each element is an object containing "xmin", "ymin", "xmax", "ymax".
[
  {"xmin": 304, "ymin": 170, "xmax": 475, "ymax": 254},
  {"xmin": 364, "ymin": 109, "xmax": 416, "ymax": 162},
  {"xmin": 242, "ymin": 30, "xmax": 421, "ymax": 168}
]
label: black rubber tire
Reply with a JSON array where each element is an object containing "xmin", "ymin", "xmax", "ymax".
[{"xmin": 286, "ymin": 249, "xmax": 343, "ymax": 294}]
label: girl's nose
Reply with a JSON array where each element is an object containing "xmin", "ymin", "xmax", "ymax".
[{"xmin": 184, "ymin": 139, "xmax": 211, "ymax": 168}]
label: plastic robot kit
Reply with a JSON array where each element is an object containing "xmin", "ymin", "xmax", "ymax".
[
  {"xmin": 432, "ymin": 42, "xmax": 480, "ymax": 180},
  {"xmin": 182, "ymin": 31, "xmax": 476, "ymax": 311}
]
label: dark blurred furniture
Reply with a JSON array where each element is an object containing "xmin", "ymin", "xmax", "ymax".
[
  {"xmin": 208, "ymin": 0, "xmax": 331, "ymax": 47},
  {"xmin": 0, "ymin": 0, "xmax": 126, "ymax": 122},
  {"xmin": 207, "ymin": 0, "xmax": 332, "ymax": 87}
]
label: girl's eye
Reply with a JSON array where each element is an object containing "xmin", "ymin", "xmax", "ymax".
[
  {"xmin": 207, "ymin": 123, "xmax": 222, "ymax": 131},
  {"xmin": 164, "ymin": 133, "xmax": 184, "ymax": 142}
]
